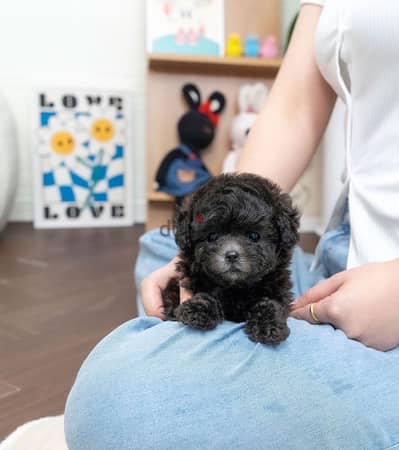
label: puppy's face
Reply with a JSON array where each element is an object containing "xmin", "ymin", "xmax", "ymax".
[
  {"xmin": 191, "ymin": 204, "xmax": 279, "ymax": 287},
  {"xmin": 175, "ymin": 174, "xmax": 300, "ymax": 288}
]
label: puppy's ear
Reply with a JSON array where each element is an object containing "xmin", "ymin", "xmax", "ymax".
[
  {"xmin": 275, "ymin": 192, "xmax": 300, "ymax": 249},
  {"xmin": 174, "ymin": 196, "xmax": 193, "ymax": 254}
]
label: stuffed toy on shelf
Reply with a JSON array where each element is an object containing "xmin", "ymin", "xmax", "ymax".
[
  {"xmin": 244, "ymin": 33, "xmax": 260, "ymax": 57},
  {"xmin": 260, "ymin": 35, "xmax": 279, "ymax": 59},
  {"xmin": 155, "ymin": 83, "xmax": 226, "ymax": 199},
  {"xmin": 226, "ymin": 33, "xmax": 243, "ymax": 57},
  {"xmin": 222, "ymin": 83, "xmax": 268, "ymax": 173}
]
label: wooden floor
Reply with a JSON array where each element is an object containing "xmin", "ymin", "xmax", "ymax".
[
  {"xmin": 0, "ymin": 223, "xmax": 317, "ymax": 439},
  {"xmin": 0, "ymin": 223, "xmax": 144, "ymax": 439}
]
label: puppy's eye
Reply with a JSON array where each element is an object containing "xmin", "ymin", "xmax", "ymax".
[
  {"xmin": 207, "ymin": 232, "xmax": 219, "ymax": 242},
  {"xmin": 247, "ymin": 231, "xmax": 260, "ymax": 242}
]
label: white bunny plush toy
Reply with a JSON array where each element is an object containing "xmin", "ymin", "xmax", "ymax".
[{"xmin": 222, "ymin": 83, "xmax": 268, "ymax": 173}]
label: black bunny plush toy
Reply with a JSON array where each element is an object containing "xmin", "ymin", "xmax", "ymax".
[{"xmin": 155, "ymin": 83, "xmax": 226, "ymax": 199}]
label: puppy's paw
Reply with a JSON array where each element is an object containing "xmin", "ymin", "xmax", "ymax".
[
  {"xmin": 245, "ymin": 298, "xmax": 290, "ymax": 345},
  {"xmin": 245, "ymin": 321, "xmax": 290, "ymax": 345},
  {"xmin": 175, "ymin": 294, "xmax": 223, "ymax": 330}
]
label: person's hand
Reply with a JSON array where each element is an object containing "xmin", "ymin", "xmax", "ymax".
[
  {"xmin": 140, "ymin": 256, "xmax": 192, "ymax": 318},
  {"xmin": 290, "ymin": 259, "xmax": 399, "ymax": 351}
]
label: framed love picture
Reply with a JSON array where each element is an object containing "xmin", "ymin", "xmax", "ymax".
[
  {"xmin": 147, "ymin": 0, "xmax": 225, "ymax": 56},
  {"xmin": 32, "ymin": 89, "xmax": 134, "ymax": 228}
]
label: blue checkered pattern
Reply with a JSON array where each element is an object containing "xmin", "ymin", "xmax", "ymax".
[{"xmin": 42, "ymin": 145, "xmax": 125, "ymax": 205}]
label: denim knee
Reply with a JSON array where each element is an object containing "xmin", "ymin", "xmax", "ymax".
[{"xmin": 65, "ymin": 317, "xmax": 399, "ymax": 450}]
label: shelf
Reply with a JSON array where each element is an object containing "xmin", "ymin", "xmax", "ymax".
[
  {"xmin": 148, "ymin": 191, "xmax": 175, "ymax": 203},
  {"xmin": 149, "ymin": 53, "xmax": 282, "ymax": 77}
]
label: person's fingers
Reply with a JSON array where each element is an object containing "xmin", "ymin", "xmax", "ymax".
[
  {"xmin": 291, "ymin": 271, "xmax": 346, "ymax": 310},
  {"xmin": 140, "ymin": 257, "xmax": 181, "ymax": 318},
  {"xmin": 290, "ymin": 296, "xmax": 334, "ymax": 325},
  {"xmin": 140, "ymin": 255, "xmax": 196, "ymax": 317},
  {"xmin": 141, "ymin": 277, "xmax": 166, "ymax": 319},
  {"xmin": 179, "ymin": 277, "xmax": 192, "ymax": 303},
  {"xmin": 179, "ymin": 284, "xmax": 192, "ymax": 303}
]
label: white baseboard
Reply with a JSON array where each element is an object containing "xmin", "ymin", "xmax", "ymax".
[
  {"xmin": 9, "ymin": 198, "xmax": 32, "ymax": 222},
  {"xmin": 299, "ymin": 215, "xmax": 322, "ymax": 235},
  {"xmin": 134, "ymin": 199, "xmax": 146, "ymax": 224}
]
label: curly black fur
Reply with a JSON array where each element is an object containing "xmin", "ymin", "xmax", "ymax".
[{"xmin": 162, "ymin": 173, "xmax": 300, "ymax": 345}]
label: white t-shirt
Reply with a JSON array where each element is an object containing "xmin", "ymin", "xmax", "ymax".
[{"xmin": 298, "ymin": 0, "xmax": 399, "ymax": 268}]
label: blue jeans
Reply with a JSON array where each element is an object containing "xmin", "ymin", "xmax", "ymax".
[{"xmin": 65, "ymin": 222, "xmax": 399, "ymax": 450}]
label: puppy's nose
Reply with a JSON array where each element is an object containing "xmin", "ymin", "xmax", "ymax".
[{"xmin": 225, "ymin": 250, "xmax": 239, "ymax": 262}]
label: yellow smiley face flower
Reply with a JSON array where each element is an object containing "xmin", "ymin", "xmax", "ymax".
[
  {"xmin": 91, "ymin": 118, "xmax": 115, "ymax": 143},
  {"xmin": 78, "ymin": 106, "xmax": 126, "ymax": 163},
  {"xmin": 38, "ymin": 112, "xmax": 88, "ymax": 170},
  {"xmin": 50, "ymin": 130, "xmax": 76, "ymax": 155}
]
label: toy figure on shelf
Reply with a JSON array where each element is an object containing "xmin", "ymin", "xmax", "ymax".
[
  {"xmin": 226, "ymin": 33, "xmax": 243, "ymax": 57},
  {"xmin": 155, "ymin": 83, "xmax": 226, "ymax": 199},
  {"xmin": 244, "ymin": 33, "xmax": 260, "ymax": 57},
  {"xmin": 260, "ymin": 35, "xmax": 279, "ymax": 59},
  {"xmin": 222, "ymin": 83, "xmax": 268, "ymax": 173}
]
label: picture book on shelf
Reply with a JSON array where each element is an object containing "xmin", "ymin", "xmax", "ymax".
[{"xmin": 147, "ymin": 0, "xmax": 225, "ymax": 56}]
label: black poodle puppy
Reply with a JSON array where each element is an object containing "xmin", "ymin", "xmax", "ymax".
[{"xmin": 162, "ymin": 173, "xmax": 300, "ymax": 345}]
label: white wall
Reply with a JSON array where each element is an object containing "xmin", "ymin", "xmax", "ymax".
[
  {"xmin": 0, "ymin": 0, "xmax": 147, "ymax": 222},
  {"xmin": 282, "ymin": 0, "xmax": 300, "ymax": 47},
  {"xmin": 0, "ymin": 0, "xmax": 301, "ymax": 224}
]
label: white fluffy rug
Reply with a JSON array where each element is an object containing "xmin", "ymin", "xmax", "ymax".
[{"xmin": 0, "ymin": 416, "xmax": 67, "ymax": 450}]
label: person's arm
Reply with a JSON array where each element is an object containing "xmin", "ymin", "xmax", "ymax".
[
  {"xmin": 237, "ymin": 4, "xmax": 336, "ymax": 192},
  {"xmin": 141, "ymin": 5, "xmax": 336, "ymax": 318}
]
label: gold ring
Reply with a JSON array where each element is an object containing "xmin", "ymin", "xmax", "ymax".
[{"xmin": 309, "ymin": 303, "xmax": 321, "ymax": 324}]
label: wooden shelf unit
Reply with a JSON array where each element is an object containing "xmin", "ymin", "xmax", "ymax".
[
  {"xmin": 146, "ymin": 0, "xmax": 282, "ymax": 230},
  {"xmin": 149, "ymin": 53, "xmax": 282, "ymax": 77},
  {"xmin": 148, "ymin": 191, "xmax": 175, "ymax": 203}
]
